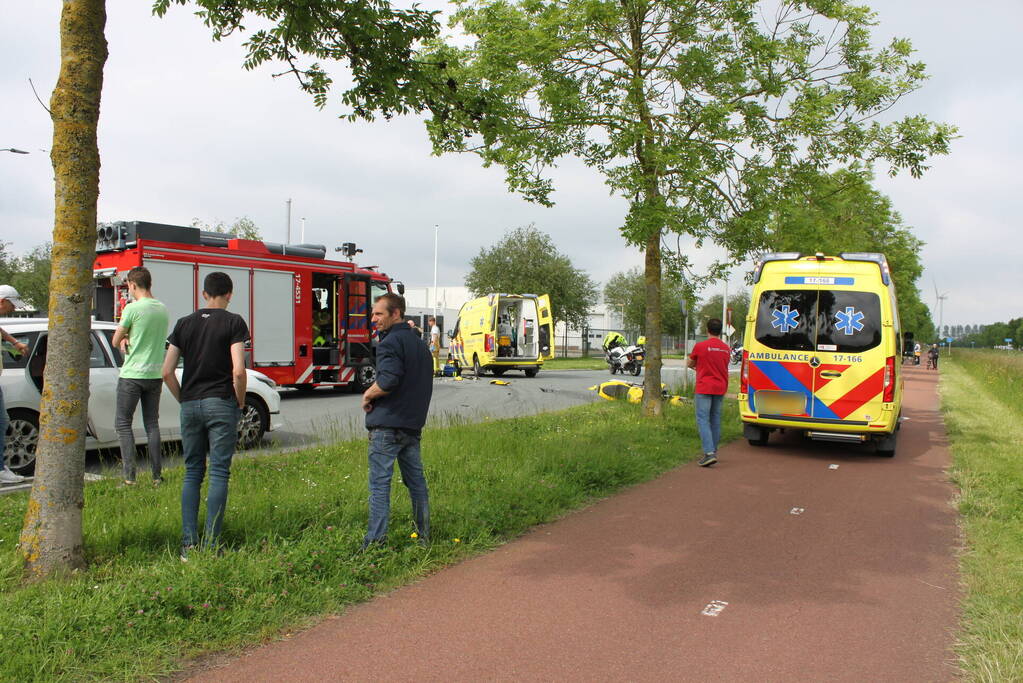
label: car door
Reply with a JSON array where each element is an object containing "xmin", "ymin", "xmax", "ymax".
[
  {"xmin": 85, "ymin": 331, "xmax": 121, "ymax": 445},
  {"xmin": 97, "ymin": 328, "xmax": 180, "ymax": 441}
]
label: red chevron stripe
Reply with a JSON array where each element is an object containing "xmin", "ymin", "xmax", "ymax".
[
  {"xmin": 748, "ymin": 361, "xmax": 781, "ymax": 393},
  {"xmin": 828, "ymin": 367, "xmax": 886, "ymax": 419}
]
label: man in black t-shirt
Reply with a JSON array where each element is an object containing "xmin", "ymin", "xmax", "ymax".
[{"xmin": 162, "ymin": 272, "xmax": 249, "ymax": 560}]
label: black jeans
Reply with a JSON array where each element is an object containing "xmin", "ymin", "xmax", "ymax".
[{"xmin": 115, "ymin": 377, "xmax": 163, "ymax": 481}]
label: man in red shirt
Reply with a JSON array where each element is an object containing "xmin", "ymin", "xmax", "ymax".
[{"xmin": 687, "ymin": 318, "xmax": 731, "ymax": 466}]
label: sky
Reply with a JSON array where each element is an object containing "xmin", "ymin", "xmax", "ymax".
[{"xmin": 1, "ymin": 1, "xmax": 1020, "ymax": 327}]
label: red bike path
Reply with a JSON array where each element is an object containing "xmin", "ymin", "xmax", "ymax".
[{"xmin": 189, "ymin": 366, "xmax": 960, "ymax": 681}]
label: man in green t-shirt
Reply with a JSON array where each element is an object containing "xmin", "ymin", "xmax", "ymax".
[{"xmin": 111, "ymin": 267, "xmax": 169, "ymax": 485}]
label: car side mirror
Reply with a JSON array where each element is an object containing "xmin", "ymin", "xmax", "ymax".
[{"xmin": 447, "ymin": 329, "xmax": 455, "ymax": 339}]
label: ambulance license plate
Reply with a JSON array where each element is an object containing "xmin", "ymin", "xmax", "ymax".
[{"xmin": 756, "ymin": 391, "xmax": 806, "ymax": 415}]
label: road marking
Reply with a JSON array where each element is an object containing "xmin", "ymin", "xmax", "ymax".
[
  {"xmin": 701, "ymin": 600, "xmax": 729, "ymax": 617},
  {"xmin": 828, "ymin": 464, "xmax": 839, "ymax": 470},
  {"xmin": 790, "ymin": 507, "xmax": 805, "ymax": 515}
]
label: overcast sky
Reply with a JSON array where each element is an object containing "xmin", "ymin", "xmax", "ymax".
[{"xmin": 1, "ymin": 1, "xmax": 1020, "ymax": 326}]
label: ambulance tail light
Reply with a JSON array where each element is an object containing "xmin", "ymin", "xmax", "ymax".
[
  {"xmin": 740, "ymin": 350, "xmax": 750, "ymax": 393},
  {"xmin": 882, "ymin": 356, "xmax": 896, "ymax": 402},
  {"xmin": 485, "ymin": 334, "xmax": 494, "ymax": 353}
]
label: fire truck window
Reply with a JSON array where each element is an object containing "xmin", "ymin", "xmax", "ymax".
[{"xmin": 0, "ymin": 332, "xmax": 38, "ymax": 370}]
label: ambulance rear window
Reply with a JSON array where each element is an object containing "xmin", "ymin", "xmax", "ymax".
[
  {"xmin": 754, "ymin": 290, "xmax": 817, "ymax": 351},
  {"xmin": 816, "ymin": 290, "xmax": 882, "ymax": 353},
  {"xmin": 754, "ymin": 289, "xmax": 883, "ymax": 354}
]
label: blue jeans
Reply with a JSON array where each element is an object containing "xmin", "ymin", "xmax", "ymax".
[
  {"xmin": 180, "ymin": 397, "xmax": 239, "ymax": 549},
  {"xmin": 695, "ymin": 393, "xmax": 724, "ymax": 455},
  {"xmin": 0, "ymin": 386, "xmax": 7, "ymax": 470},
  {"xmin": 366, "ymin": 428, "xmax": 430, "ymax": 544}
]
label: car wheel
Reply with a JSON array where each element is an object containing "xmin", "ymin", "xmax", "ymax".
[
  {"xmin": 473, "ymin": 355, "xmax": 484, "ymax": 378},
  {"xmin": 352, "ymin": 364, "xmax": 376, "ymax": 392},
  {"xmin": 491, "ymin": 368, "xmax": 508, "ymax": 377},
  {"xmin": 875, "ymin": 430, "xmax": 897, "ymax": 458},
  {"xmin": 6, "ymin": 410, "xmax": 40, "ymax": 475},
  {"xmin": 237, "ymin": 396, "xmax": 269, "ymax": 450},
  {"xmin": 524, "ymin": 367, "xmax": 539, "ymax": 378}
]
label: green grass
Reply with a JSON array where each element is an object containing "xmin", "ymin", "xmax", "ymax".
[
  {"xmin": 0, "ymin": 399, "xmax": 739, "ymax": 681},
  {"xmin": 542, "ymin": 356, "xmax": 607, "ymax": 370},
  {"xmin": 940, "ymin": 350, "xmax": 1023, "ymax": 681}
]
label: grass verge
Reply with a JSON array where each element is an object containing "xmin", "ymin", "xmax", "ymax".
[
  {"xmin": 0, "ymin": 398, "xmax": 738, "ymax": 681},
  {"xmin": 940, "ymin": 350, "xmax": 1023, "ymax": 681},
  {"xmin": 542, "ymin": 357, "xmax": 607, "ymax": 370}
]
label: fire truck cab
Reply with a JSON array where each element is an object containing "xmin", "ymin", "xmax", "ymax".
[{"xmin": 93, "ymin": 221, "xmax": 399, "ymax": 391}]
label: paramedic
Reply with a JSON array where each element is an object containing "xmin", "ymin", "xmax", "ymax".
[
  {"xmin": 687, "ymin": 318, "xmax": 731, "ymax": 467},
  {"xmin": 361, "ymin": 293, "xmax": 433, "ymax": 547}
]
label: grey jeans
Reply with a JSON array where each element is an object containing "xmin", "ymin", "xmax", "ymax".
[{"xmin": 115, "ymin": 377, "xmax": 163, "ymax": 481}]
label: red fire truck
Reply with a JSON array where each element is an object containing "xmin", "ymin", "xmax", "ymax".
[{"xmin": 93, "ymin": 221, "xmax": 401, "ymax": 391}]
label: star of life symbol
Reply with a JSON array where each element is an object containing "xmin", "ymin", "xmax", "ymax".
[
  {"xmin": 771, "ymin": 305, "xmax": 800, "ymax": 333},
  {"xmin": 834, "ymin": 306, "xmax": 865, "ymax": 335}
]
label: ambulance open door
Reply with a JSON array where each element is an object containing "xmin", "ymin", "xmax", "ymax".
[{"xmin": 537, "ymin": 294, "xmax": 555, "ymax": 360}]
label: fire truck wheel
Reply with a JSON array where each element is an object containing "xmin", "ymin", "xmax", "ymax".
[
  {"xmin": 353, "ymin": 365, "xmax": 377, "ymax": 392},
  {"xmin": 5, "ymin": 409, "xmax": 39, "ymax": 475},
  {"xmin": 238, "ymin": 396, "xmax": 269, "ymax": 450}
]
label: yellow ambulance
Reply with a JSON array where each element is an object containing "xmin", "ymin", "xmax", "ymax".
[
  {"xmin": 449, "ymin": 293, "xmax": 555, "ymax": 377},
  {"xmin": 738, "ymin": 253, "xmax": 904, "ymax": 456}
]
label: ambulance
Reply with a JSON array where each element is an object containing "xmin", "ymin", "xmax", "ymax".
[
  {"xmin": 738, "ymin": 253, "xmax": 903, "ymax": 456},
  {"xmin": 448, "ymin": 294, "xmax": 555, "ymax": 377}
]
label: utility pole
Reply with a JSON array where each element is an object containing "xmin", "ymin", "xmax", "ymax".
[
  {"xmin": 285, "ymin": 198, "xmax": 292, "ymax": 244},
  {"xmin": 300, "ymin": 217, "xmax": 306, "ymax": 243}
]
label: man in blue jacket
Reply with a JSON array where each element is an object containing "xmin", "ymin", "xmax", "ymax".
[{"xmin": 361, "ymin": 293, "xmax": 433, "ymax": 548}]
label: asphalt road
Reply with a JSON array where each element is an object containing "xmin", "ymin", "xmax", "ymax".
[
  {"xmin": 192, "ymin": 364, "xmax": 959, "ymax": 682},
  {"xmin": 0, "ymin": 364, "xmax": 695, "ymax": 494},
  {"xmin": 265, "ymin": 364, "xmax": 695, "ymax": 449}
]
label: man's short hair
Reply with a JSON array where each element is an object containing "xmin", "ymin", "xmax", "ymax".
[
  {"xmin": 427, "ymin": 316, "xmax": 436, "ymax": 324},
  {"xmin": 707, "ymin": 318, "xmax": 723, "ymax": 335},
  {"xmin": 126, "ymin": 266, "xmax": 152, "ymax": 291},
  {"xmin": 377, "ymin": 293, "xmax": 406, "ymax": 317},
  {"xmin": 203, "ymin": 271, "xmax": 233, "ymax": 298}
]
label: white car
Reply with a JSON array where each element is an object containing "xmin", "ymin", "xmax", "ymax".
[{"xmin": 0, "ymin": 318, "xmax": 281, "ymax": 474}]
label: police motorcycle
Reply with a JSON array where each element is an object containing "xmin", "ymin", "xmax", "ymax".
[
  {"xmin": 730, "ymin": 341, "xmax": 743, "ymax": 365},
  {"xmin": 602, "ymin": 332, "xmax": 645, "ymax": 376}
]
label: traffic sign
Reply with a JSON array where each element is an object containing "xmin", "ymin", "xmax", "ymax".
[
  {"xmin": 1006, "ymin": 338, "xmax": 1014, "ymax": 343},
  {"xmin": 946, "ymin": 337, "xmax": 953, "ymax": 343}
]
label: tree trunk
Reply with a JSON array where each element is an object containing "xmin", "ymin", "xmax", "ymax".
[
  {"xmin": 20, "ymin": 0, "xmax": 108, "ymax": 580},
  {"xmin": 641, "ymin": 230, "xmax": 663, "ymax": 417}
]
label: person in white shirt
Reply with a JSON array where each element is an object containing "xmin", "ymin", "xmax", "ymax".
[
  {"xmin": 427, "ymin": 316, "xmax": 441, "ymax": 376},
  {"xmin": 0, "ymin": 285, "xmax": 29, "ymax": 484}
]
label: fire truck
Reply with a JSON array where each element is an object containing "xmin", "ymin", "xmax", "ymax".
[{"xmin": 93, "ymin": 221, "xmax": 401, "ymax": 391}]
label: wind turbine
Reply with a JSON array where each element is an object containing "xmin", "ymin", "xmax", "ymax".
[{"xmin": 933, "ymin": 279, "xmax": 949, "ymax": 349}]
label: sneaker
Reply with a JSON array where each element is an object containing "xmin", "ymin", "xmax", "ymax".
[
  {"xmin": 180, "ymin": 545, "xmax": 195, "ymax": 562},
  {"xmin": 152, "ymin": 478, "xmax": 164, "ymax": 487},
  {"xmin": 0, "ymin": 467, "xmax": 25, "ymax": 484},
  {"xmin": 118, "ymin": 479, "xmax": 136, "ymax": 488},
  {"xmin": 698, "ymin": 454, "xmax": 718, "ymax": 467}
]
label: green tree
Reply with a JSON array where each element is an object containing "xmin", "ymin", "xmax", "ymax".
[
  {"xmin": 11, "ymin": 244, "xmax": 53, "ymax": 313},
  {"xmin": 696, "ymin": 292, "xmax": 750, "ymax": 340},
  {"xmin": 426, "ymin": 0, "xmax": 955, "ymax": 416},
  {"xmin": 466, "ymin": 224, "xmax": 598, "ymax": 329},
  {"xmin": 192, "ymin": 216, "xmax": 263, "ymax": 240},
  {"xmin": 603, "ymin": 267, "xmax": 693, "ymax": 338},
  {"xmin": 24, "ymin": 0, "xmax": 462, "ymax": 580},
  {"xmin": 759, "ymin": 166, "xmax": 935, "ymax": 342}
]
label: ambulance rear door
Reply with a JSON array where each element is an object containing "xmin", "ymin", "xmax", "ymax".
[{"xmin": 537, "ymin": 294, "xmax": 555, "ymax": 360}]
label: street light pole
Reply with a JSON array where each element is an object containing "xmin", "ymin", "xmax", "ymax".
[{"xmin": 433, "ymin": 224, "xmax": 439, "ymax": 319}]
